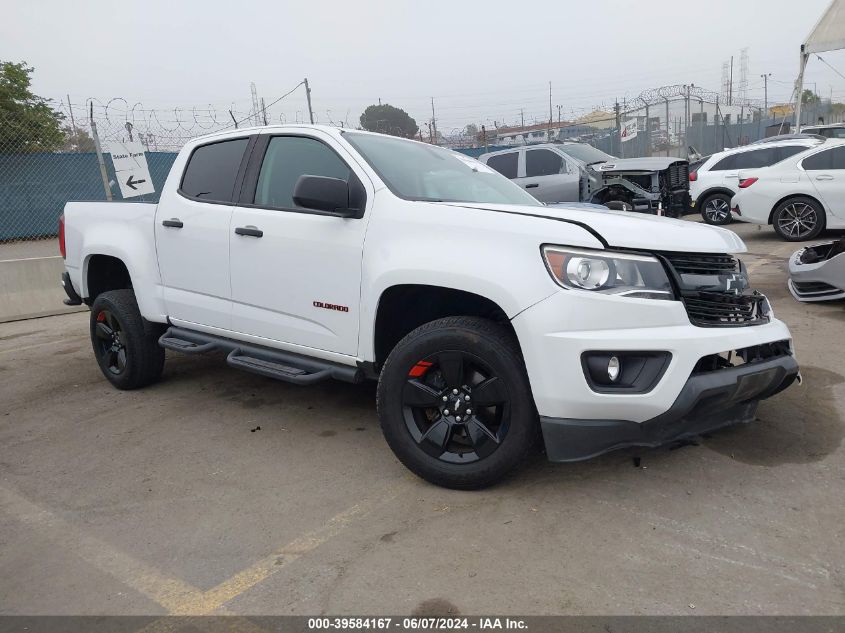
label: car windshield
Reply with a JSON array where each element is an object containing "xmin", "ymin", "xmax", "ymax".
[
  {"xmin": 343, "ymin": 132, "xmax": 541, "ymax": 206},
  {"xmin": 557, "ymin": 144, "xmax": 616, "ymax": 164}
]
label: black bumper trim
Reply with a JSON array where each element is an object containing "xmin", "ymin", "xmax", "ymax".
[
  {"xmin": 61, "ymin": 272, "xmax": 83, "ymax": 306},
  {"xmin": 540, "ymin": 354, "xmax": 799, "ymax": 462}
]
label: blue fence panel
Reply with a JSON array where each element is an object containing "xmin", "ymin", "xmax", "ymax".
[{"xmin": 0, "ymin": 151, "xmax": 178, "ymax": 241}]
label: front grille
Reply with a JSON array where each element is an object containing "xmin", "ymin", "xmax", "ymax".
[
  {"xmin": 667, "ymin": 162, "xmax": 690, "ymax": 189},
  {"xmin": 791, "ymin": 280, "xmax": 839, "ymax": 294},
  {"xmin": 683, "ymin": 292, "xmax": 767, "ymax": 326},
  {"xmin": 661, "ymin": 252, "xmax": 739, "ymax": 275}
]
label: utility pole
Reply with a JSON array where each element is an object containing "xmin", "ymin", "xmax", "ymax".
[
  {"xmin": 89, "ymin": 102, "xmax": 112, "ymax": 201},
  {"xmin": 614, "ymin": 100, "xmax": 621, "ymax": 157},
  {"xmin": 430, "ymin": 97, "xmax": 437, "ymax": 144},
  {"xmin": 66, "ymin": 95, "xmax": 77, "ymax": 140},
  {"xmin": 520, "ymin": 109, "xmax": 524, "ymax": 128},
  {"xmin": 304, "ymin": 77, "xmax": 314, "ymax": 124},
  {"xmin": 557, "ymin": 105, "xmax": 562, "ymax": 124},
  {"xmin": 729, "ymin": 56, "xmax": 734, "ymax": 106},
  {"xmin": 761, "ymin": 73, "xmax": 771, "ymax": 118},
  {"xmin": 548, "ymin": 81, "xmax": 553, "ymax": 141},
  {"xmin": 426, "ymin": 121, "xmax": 433, "ymax": 143}
]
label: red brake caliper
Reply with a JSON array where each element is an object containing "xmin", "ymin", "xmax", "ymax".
[{"xmin": 408, "ymin": 360, "xmax": 432, "ymax": 377}]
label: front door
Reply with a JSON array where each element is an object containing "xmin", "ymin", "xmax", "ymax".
[
  {"xmin": 155, "ymin": 136, "xmax": 252, "ymax": 330},
  {"xmin": 229, "ymin": 133, "xmax": 371, "ymax": 356},
  {"xmin": 515, "ymin": 148, "xmax": 580, "ymax": 202}
]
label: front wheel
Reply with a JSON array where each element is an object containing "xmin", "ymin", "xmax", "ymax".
[
  {"xmin": 700, "ymin": 193, "xmax": 733, "ymax": 225},
  {"xmin": 376, "ymin": 317, "xmax": 538, "ymax": 490},
  {"xmin": 772, "ymin": 197, "xmax": 825, "ymax": 241}
]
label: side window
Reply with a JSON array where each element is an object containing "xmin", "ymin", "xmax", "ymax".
[
  {"xmin": 802, "ymin": 147, "xmax": 845, "ymax": 170},
  {"xmin": 485, "ymin": 152, "xmax": 518, "ymax": 179},
  {"xmin": 180, "ymin": 138, "xmax": 249, "ymax": 203},
  {"xmin": 709, "ymin": 154, "xmax": 736, "ymax": 171},
  {"xmin": 254, "ymin": 136, "xmax": 351, "ymax": 209},
  {"xmin": 775, "ymin": 145, "xmax": 809, "ymax": 162},
  {"xmin": 733, "ymin": 148, "xmax": 777, "ymax": 169},
  {"xmin": 526, "ymin": 149, "xmax": 564, "ymax": 177}
]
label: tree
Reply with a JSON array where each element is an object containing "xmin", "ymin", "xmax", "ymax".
[
  {"xmin": 0, "ymin": 61, "xmax": 66, "ymax": 153},
  {"xmin": 359, "ymin": 104, "xmax": 418, "ymax": 138},
  {"xmin": 801, "ymin": 89, "xmax": 821, "ymax": 105},
  {"xmin": 464, "ymin": 123, "xmax": 479, "ymax": 137},
  {"xmin": 61, "ymin": 126, "xmax": 95, "ymax": 152}
]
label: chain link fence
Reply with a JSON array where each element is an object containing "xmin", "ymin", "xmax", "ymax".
[{"xmin": 0, "ymin": 98, "xmax": 285, "ymax": 243}]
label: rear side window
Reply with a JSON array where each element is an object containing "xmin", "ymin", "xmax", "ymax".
[
  {"xmin": 180, "ymin": 138, "xmax": 249, "ymax": 203},
  {"xmin": 733, "ymin": 148, "xmax": 777, "ymax": 169},
  {"xmin": 254, "ymin": 136, "xmax": 350, "ymax": 210},
  {"xmin": 526, "ymin": 149, "xmax": 564, "ymax": 177},
  {"xmin": 485, "ymin": 152, "xmax": 518, "ymax": 179},
  {"xmin": 710, "ymin": 154, "xmax": 735, "ymax": 171},
  {"xmin": 776, "ymin": 145, "xmax": 810, "ymax": 162},
  {"xmin": 803, "ymin": 146, "xmax": 845, "ymax": 170}
]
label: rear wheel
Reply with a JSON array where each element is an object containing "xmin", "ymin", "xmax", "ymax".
[
  {"xmin": 90, "ymin": 290, "xmax": 165, "ymax": 390},
  {"xmin": 772, "ymin": 197, "xmax": 825, "ymax": 241},
  {"xmin": 377, "ymin": 317, "xmax": 537, "ymax": 490},
  {"xmin": 700, "ymin": 193, "xmax": 733, "ymax": 225}
]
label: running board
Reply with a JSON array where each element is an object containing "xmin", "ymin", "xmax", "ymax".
[{"xmin": 158, "ymin": 327, "xmax": 363, "ymax": 385}]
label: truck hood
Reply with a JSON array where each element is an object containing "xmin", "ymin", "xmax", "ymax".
[
  {"xmin": 442, "ymin": 202, "xmax": 746, "ymax": 254},
  {"xmin": 590, "ymin": 157, "xmax": 685, "ymax": 173}
]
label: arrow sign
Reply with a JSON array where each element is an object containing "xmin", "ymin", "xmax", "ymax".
[
  {"xmin": 109, "ymin": 141, "xmax": 155, "ymax": 198},
  {"xmin": 126, "ymin": 175, "xmax": 147, "ymax": 190}
]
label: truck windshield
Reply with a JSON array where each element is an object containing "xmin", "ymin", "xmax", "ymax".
[
  {"xmin": 559, "ymin": 144, "xmax": 616, "ymax": 164},
  {"xmin": 344, "ymin": 132, "xmax": 541, "ymax": 206}
]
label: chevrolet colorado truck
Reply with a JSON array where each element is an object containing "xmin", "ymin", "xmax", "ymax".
[{"xmin": 60, "ymin": 125, "xmax": 799, "ymax": 489}]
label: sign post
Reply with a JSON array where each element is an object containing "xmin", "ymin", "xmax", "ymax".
[{"xmin": 108, "ymin": 141, "xmax": 155, "ymax": 199}]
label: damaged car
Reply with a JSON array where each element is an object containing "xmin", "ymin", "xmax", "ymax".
[
  {"xmin": 788, "ymin": 239, "xmax": 845, "ymax": 302},
  {"xmin": 479, "ymin": 142, "xmax": 691, "ymax": 217}
]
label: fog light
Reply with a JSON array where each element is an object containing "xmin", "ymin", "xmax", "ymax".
[{"xmin": 607, "ymin": 356, "xmax": 620, "ymax": 382}]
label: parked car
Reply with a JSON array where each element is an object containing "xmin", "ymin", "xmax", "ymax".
[
  {"xmin": 800, "ymin": 123, "xmax": 845, "ymax": 138},
  {"xmin": 788, "ymin": 239, "xmax": 845, "ymax": 302},
  {"xmin": 689, "ymin": 137, "xmax": 823, "ymax": 225},
  {"xmin": 730, "ymin": 139, "xmax": 845, "ymax": 241},
  {"xmin": 479, "ymin": 143, "xmax": 691, "ymax": 216},
  {"xmin": 60, "ymin": 125, "xmax": 798, "ymax": 489}
]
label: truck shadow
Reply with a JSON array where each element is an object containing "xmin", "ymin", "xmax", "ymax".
[{"xmin": 702, "ymin": 365, "xmax": 843, "ymax": 466}]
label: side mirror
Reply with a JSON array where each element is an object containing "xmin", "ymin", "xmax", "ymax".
[{"xmin": 292, "ymin": 175, "xmax": 358, "ymax": 217}]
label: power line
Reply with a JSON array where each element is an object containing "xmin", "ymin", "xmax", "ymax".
[{"xmin": 815, "ymin": 54, "xmax": 845, "ymax": 83}]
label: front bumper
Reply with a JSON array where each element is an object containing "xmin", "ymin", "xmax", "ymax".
[
  {"xmin": 540, "ymin": 354, "xmax": 798, "ymax": 461},
  {"xmin": 787, "ymin": 245, "xmax": 845, "ymax": 302}
]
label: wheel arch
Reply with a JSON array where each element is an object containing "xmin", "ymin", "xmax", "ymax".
[
  {"xmin": 371, "ymin": 284, "xmax": 518, "ymax": 372},
  {"xmin": 695, "ymin": 187, "xmax": 735, "ymax": 207},
  {"xmin": 84, "ymin": 254, "xmax": 133, "ymax": 304},
  {"xmin": 768, "ymin": 193, "xmax": 827, "ymax": 225}
]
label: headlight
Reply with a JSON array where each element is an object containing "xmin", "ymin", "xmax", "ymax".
[{"xmin": 542, "ymin": 246, "xmax": 675, "ymax": 300}]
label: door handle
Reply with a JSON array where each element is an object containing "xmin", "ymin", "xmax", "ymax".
[
  {"xmin": 235, "ymin": 226, "xmax": 263, "ymax": 238},
  {"xmin": 815, "ymin": 175, "xmax": 835, "ymax": 181},
  {"xmin": 525, "ymin": 183, "xmax": 539, "ymax": 189},
  {"xmin": 162, "ymin": 218, "xmax": 183, "ymax": 228}
]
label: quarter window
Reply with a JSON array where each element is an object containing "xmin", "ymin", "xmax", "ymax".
[
  {"xmin": 180, "ymin": 138, "xmax": 249, "ymax": 203},
  {"xmin": 485, "ymin": 152, "xmax": 519, "ymax": 179},
  {"xmin": 526, "ymin": 149, "xmax": 565, "ymax": 177},
  {"xmin": 254, "ymin": 136, "xmax": 351, "ymax": 209}
]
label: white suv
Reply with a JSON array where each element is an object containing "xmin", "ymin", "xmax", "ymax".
[
  {"xmin": 690, "ymin": 138, "xmax": 822, "ymax": 225},
  {"xmin": 730, "ymin": 139, "xmax": 845, "ymax": 241}
]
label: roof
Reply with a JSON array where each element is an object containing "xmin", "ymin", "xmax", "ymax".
[
  {"xmin": 804, "ymin": 0, "xmax": 845, "ymax": 53},
  {"xmin": 496, "ymin": 122, "xmax": 574, "ymax": 135}
]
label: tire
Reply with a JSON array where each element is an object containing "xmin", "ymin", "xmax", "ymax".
[
  {"xmin": 89, "ymin": 289, "xmax": 165, "ymax": 390},
  {"xmin": 376, "ymin": 317, "xmax": 538, "ymax": 490},
  {"xmin": 700, "ymin": 193, "xmax": 733, "ymax": 225},
  {"xmin": 772, "ymin": 197, "xmax": 826, "ymax": 241}
]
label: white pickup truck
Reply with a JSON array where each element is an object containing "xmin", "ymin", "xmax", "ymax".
[{"xmin": 60, "ymin": 125, "xmax": 799, "ymax": 489}]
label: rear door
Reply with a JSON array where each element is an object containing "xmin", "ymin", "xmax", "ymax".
[
  {"xmin": 155, "ymin": 136, "xmax": 253, "ymax": 329},
  {"xmin": 802, "ymin": 145, "xmax": 845, "ymax": 220},
  {"xmin": 228, "ymin": 132, "xmax": 372, "ymax": 356},
  {"xmin": 515, "ymin": 148, "xmax": 579, "ymax": 202}
]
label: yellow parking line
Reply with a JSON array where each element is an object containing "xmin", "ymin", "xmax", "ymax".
[{"xmin": 0, "ymin": 484, "xmax": 205, "ymax": 612}]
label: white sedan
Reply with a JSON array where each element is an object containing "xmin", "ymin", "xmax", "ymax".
[{"xmin": 730, "ymin": 138, "xmax": 845, "ymax": 241}]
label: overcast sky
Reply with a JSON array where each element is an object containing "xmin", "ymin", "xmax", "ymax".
[{"xmin": 4, "ymin": 0, "xmax": 845, "ymax": 132}]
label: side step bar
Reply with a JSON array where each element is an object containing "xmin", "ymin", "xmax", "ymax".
[{"xmin": 158, "ymin": 327, "xmax": 363, "ymax": 386}]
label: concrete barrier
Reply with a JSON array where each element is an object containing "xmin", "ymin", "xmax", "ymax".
[{"xmin": 0, "ymin": 256, "xmax": 87, "ymax": 323}]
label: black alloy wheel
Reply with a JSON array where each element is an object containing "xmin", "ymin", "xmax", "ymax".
[{"xmin": 93, "ymin": 309, "xmax": 128, "ymax": 375}]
